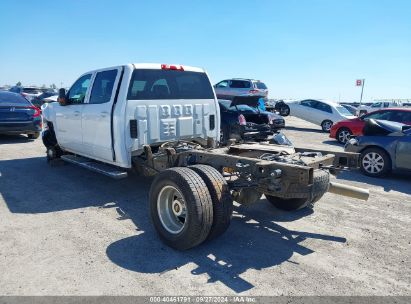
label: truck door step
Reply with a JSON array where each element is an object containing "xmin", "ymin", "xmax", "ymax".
[{"xmin": 61, "ymin": 155, "xmax": 128, "ymax": 179}]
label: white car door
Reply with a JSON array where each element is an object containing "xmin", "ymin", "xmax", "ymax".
[
  {"xmin": 313, "ymin": 101, "xmax": 333, "ymax": 125},
  {"xmin": 81, "ymin": 67, "xmax": 122, "ymax": 162},
  {"xmin": 214, "ymin": 80, "xmax": 230, "ymax": 98},
  {"xmin": 293, "ymin": 100, "xmax": 318, "ymax": 124},
  {"xmin": 54, "ymin": 73, "xmax": 92, "ymax": 153}
]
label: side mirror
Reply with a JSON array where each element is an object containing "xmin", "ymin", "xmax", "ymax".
[{"xmin": 58, "ymin": 88, "xmax": 68, "ymax": 106}]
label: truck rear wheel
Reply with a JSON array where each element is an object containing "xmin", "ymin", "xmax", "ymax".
[
  {"xmin": 149, "ymin": 167, "xmax": 213, "ymax": 250},
  {"xmin": 266, "ymin": 169, "xmax": 330, "ymax": 211},
  {"xmin": 189, "ymin": 165, "xmax": 233, "ymax": 240}
]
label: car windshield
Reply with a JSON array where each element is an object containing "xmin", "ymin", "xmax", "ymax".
[
  {"xmin": 22, "ymin": 88, "xmax": 41, "ymax": 94},
  {"xmin": 336, "ymin": 106, "xmax": 352, "ymax": 116},
  {"xmin": 219, "ymin": 100, "xmax": 256, "ymax": 112}
]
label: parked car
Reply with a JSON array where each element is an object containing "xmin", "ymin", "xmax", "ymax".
[
  {"xmin": 31, "ymin": 91, "xmax": 58, "ymax": 108},
  {"xmin": 214, "ymin": 78, "xmax": 268, "ymax": 99},
  {"xmin": 218, "ymin": 96, "xmax": 285, "ymax": 144},
  {"xmin": 330, "ymin": 108, "xmax": 411, "ymax": 144},
  {"xmin": 286, "ymin": 99, "xmax": 356, "ymax": 132},
  {"xmin": 0, "ymin": 91, "xmax": 42, "ymax": 139},
  {"xmin": 340, "ymin": 103, "xmax": 358, "ymax": 116},
  {"xmin": 345, "ymin": 119, "xmax": 411, "ymax": 177},
  {"xmin": 8, "ymin": 86, "xmax": 44, "ymax": 101},
  {"xmin": 356, "ymin": 100, "xmax": 404, "ymax": 116}
]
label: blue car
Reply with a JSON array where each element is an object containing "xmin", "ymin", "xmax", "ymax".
[
  {"xmin": 345, "ymin": 119, "xmax": 411, "ymax": 177},
  {"xmin": 0, "ymin": 91, "xmax": 42, "ymax": 139},
  {"xmin": 218, "ymin": 96, "xmax": 285, "ymax": 144}
]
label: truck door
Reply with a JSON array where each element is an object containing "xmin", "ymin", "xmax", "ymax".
[
  {"xmin": 81, "ymin": 68, "xmax": 121, "ymax": 162},
  {"xmin": 55, "ymin": 73, "xmax": 92, "ymax": 153}
]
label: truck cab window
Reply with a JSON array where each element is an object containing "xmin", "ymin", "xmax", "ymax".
[
  {"xmin": 89, "ymin": 70, "xmax": 118, "ymax": 104},
  {"xmin": 67, "ymin": 74, "xmax": 92, "ymax": 104}
]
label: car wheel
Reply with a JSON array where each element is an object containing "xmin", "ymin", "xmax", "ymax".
[
  {"xmin": 336, "ymin": 128, "xmax": 352, "ymax": 144},
  {"xmin": 149, "ymin": 167, "xmax": 213, "ymax": 250},
  {"xmin": 279, "ymin": 104, "xmax": 290, "ymax": 116},
  {"xmin": 27, "ymin": 132, "xmax": 40, "ymax": 139},
  {"xmin": 321, "ymin": 120, "xmax": 333, "ymax": 132},
  {"xmin": 360, "ymin": 147, "xmax": 391, "ymax": 177}
]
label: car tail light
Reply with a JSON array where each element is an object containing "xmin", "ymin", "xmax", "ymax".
[
  {"xmin": 238, "ymin": 114, "xmax": 246, "ymax": 126},
  {"xmin": 249, "ymin": 89, "xmax": 259, "ymax": 94},
  {"xmin": 30, "ymin": 106, "xmax": 41, "ymax": 118},
  {"xmin": 161, "ymin": 64, "xmax": 184, "ymax": 71}
]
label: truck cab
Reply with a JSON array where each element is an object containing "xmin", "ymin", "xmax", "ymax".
[{"xmin": 42, "ymin": 63, "xmax": 220, "ymax": 168}]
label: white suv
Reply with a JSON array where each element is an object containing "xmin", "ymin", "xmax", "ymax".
[{"xmin": 214, "ymin": 78, "xmax": 268, "ymax": 99}]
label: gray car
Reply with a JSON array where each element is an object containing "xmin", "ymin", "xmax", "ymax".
[
  {"xmin": 214, "ymin": 78, "xmax": 268, "ymax": 99},
  {"xmin": 345, "ymin": 119, "xmax": 411, "ymax": 177}
]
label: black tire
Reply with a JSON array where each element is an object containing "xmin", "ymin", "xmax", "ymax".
[
  {"xmin": 321, "ymin": 120, "xmax": 333, "ymax": 132},
  {"xmin": 279, "ymin": 104, "xmax": 290, "ymax": 116},
  {"xmin": 360, "ymin": 147, "xmax": 391, "ymax": 177},
  {"xmin": 336, "ymin": 127, "xmax": 352, "ymax": 144},
  {"xmin": 189, "ymin": 165, "xmax": 233, "ymax": 240},
  {"xmin": 27, "ymin": 132, "xmax": 40, "ymax": 139},
  {"xmin": 266, "ymin": 169, "xmax": 330, "ymax": 211},
  {"xmin": 42, "ymin": 124, "xmax": 63, "ymax": 162},
  {"xmin": 149, "ymin": 167, "xmax": 213, "ymax": 250}
]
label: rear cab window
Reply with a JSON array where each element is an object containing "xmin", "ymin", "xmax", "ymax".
[{"xmin": 127, "ymin": 69, "xmax": 214, "ymax": 100}]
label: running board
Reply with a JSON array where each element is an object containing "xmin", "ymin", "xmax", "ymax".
[{"xmin": 61, "ymin": 155, "xmax": 128, "ymax": 179}]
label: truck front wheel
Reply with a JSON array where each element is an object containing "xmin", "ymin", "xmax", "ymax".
[{"xmin": 149, "ymin": 167, "xmax": 213, "ymax": 250}]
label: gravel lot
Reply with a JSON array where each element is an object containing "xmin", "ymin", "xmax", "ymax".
[{"xmin": 0, "ymin": 116, "xmax": 410, "ymax": 296}]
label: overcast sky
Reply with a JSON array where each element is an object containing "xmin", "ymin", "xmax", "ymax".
[{"xmin": 0, "ymin": 0, "xmax": 410, "ymax": 102}]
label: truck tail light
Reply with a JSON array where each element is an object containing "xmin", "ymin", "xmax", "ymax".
[
  {"xmin": 238, "ymin": 114, "xmax": 247, "ymax": 126},
  {"xmin": 161, "ymin": 64, "xmax": 184, "ymax": 71}
]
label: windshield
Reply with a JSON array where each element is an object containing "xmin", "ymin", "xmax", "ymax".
[
  {"xmin": 219, "ymin": 100, "xmax": 256, "ymax": 112},
  {"xmin": 336, "ymin": 106, "xmax": 352, "ymax": 116},
  {"xmin": 0, "ymin": 92, "xmax": 31, "ymax": 106}
]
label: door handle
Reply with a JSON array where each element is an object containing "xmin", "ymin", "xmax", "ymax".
[
  {"xmin": 73, "ymin": 111, "xmax": 80, "ymax": 117},
  {"xmin": 100, "ymin": 111, "xmax": 109, "ymax": 117}
]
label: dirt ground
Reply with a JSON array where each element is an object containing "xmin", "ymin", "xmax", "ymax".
[{"xmin": 0, "ymin": 116, "xmax": 410, "ymax": 296}]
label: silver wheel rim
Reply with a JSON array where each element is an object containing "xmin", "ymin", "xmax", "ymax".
[
  {"xmin": 157, "ymin": 185, "xmax": 187, "ymax": 234},
  {"xmin": 362, "ymin": 152, "xmax": 384, "ymax": 174},
  {"xmin": 323, "ymin": 121, "xmax": 332, "ymax": 131},
  {"xmin": 338, "ymin": 130, "xmax": 351, "ymax": 143}
]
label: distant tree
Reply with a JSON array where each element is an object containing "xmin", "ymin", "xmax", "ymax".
[
  {"xmin": 16, "ymin": 81, "xmax": 22, "ymax": 86},
  {"xmin": 41, "ymin": 84, "xmax": 46, "ymax": 88},
  {"xmin": 50, "ymin": 83, "xmax": 57, "ymax": 89}
]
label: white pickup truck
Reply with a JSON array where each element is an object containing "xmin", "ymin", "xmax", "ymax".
[{"xmin": 42, "ymin": 63, "xmax": 369, "ymax": 250}]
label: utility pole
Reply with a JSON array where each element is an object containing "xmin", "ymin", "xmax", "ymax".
[
  {"xmin": 359, "ymin": 79, "xmax": 365, "ymax": 105},
  {"xmin": 356, "ymin": 79, "xmax": 365, "ymax": 105}
]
